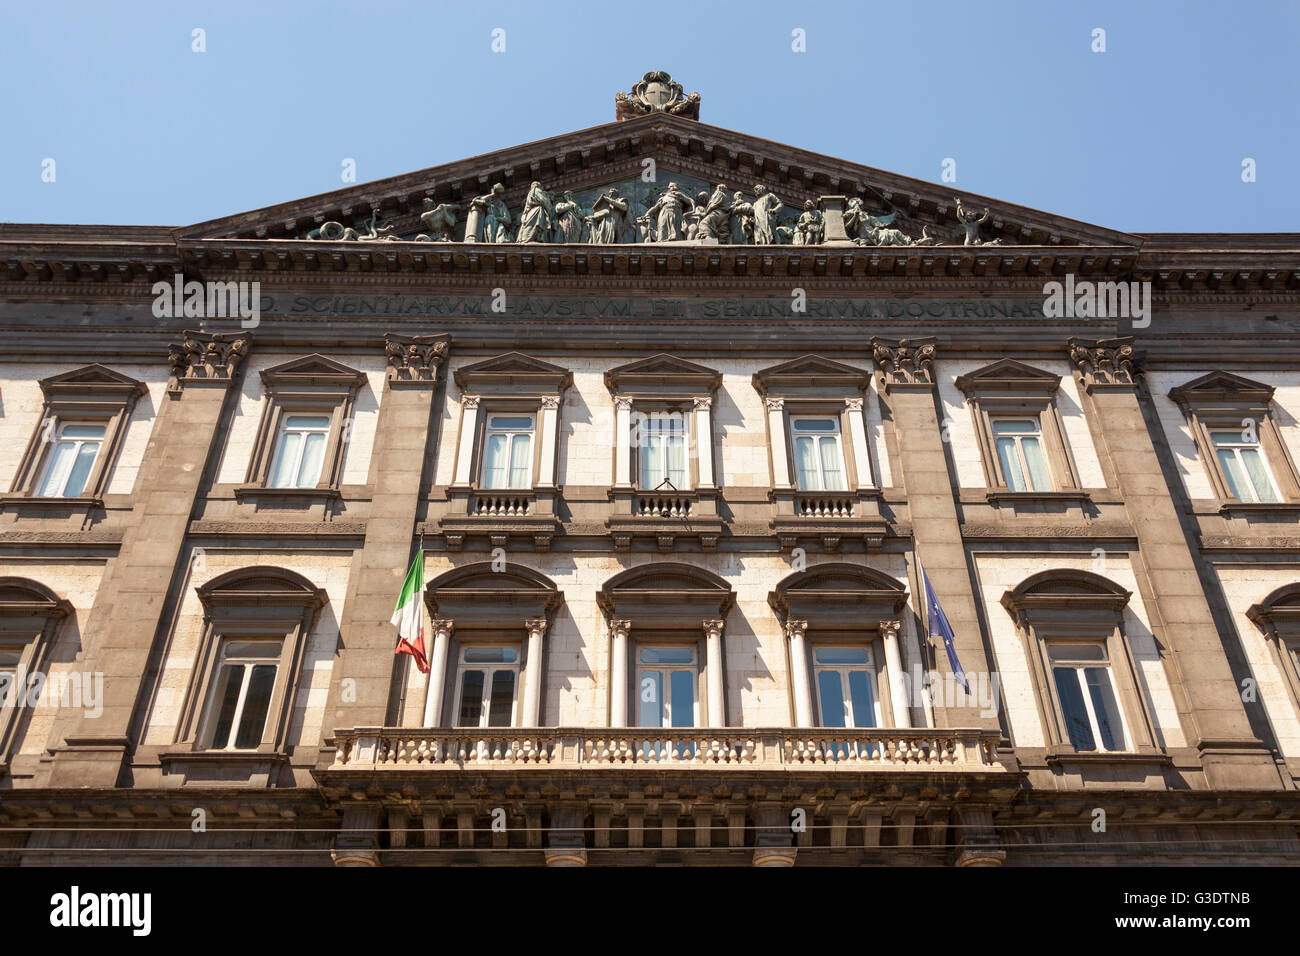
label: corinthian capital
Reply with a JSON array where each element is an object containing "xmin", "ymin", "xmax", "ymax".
[
  {"xmin": 1067, "ymin": 336, "xmax": 1139, "ymax": 392},
  {"xmin": 871, "ymin": 337, "xmax": 936, "ymax": 390}
]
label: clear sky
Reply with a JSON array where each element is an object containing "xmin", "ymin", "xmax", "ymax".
[{"xmin": 2, "ymin": 0, "xmax": 1297, "ymax": 233}]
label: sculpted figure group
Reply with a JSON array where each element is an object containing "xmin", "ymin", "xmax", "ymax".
[{"xmin": 298, "ymin": 184, "xmax": 1008, "ymax": 247}]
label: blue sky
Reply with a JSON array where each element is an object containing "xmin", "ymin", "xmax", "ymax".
[{"xmin": 2, "ymin": 0, "xmax": 1297, "ymax": 233}]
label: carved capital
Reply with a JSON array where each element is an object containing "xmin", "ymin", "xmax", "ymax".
[
  {"xmin": 693, "ymin": 397, "xmax": 713, "ymax": 411},
  {"xmin": 540, "ymin": 395, "xmax": 561, "ymax": 410},
  {"xmin": 614, "ymin": 395, "xmax": 634, "ymax": 412},
  {"xmin": 384, "ymin": 333, "xmax": 448, "ymax": 385},
  {"xmin": 702, "ymin": 619, "xmax": 725, "ymax": 640},
  {"xmin": 1068, "ymin": 336, "xmax": 1139, "ymax": 392},
  {"xmin": 845, "ymin": 397, "xmax": 864, "ymax": 412},
  {"xmin": 879, "ymin": 619, "xmax": 902, "ymax": 641},
  {"xmin": 461, "ymin": 394, "xmax": 481, "ymax": 409},
  {"xmin": 430, "ymin": 619, "xmax": 454, "ymax": 639},
  {"xmin": 610, "ymin": 619, "xmax": 632, "ymax": 639},
  {"xmin": 764, "ymin": 396, "xmax": 786, "ymax": 412},
  {"xmin": 525, "ymin": 617, "xmax": 548, "ymax": 639},
  {"xmin": 871, "ymin": 337, "xmax": 936, "ymax": 390},
  {"xmin": 167, "ymin": 330, "xmax": 250, "ymax": 389},
  {"xmin": 784, "ymin": 619, "xmax": 809, "ymax": 641}
]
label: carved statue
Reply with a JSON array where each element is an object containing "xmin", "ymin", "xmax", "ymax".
[
  {"xmin": 304, "ymin": 221, "xmax": 358, "ymax": 241},
  {"xmin": 731, "ymin": 191, "xmax": 755, "ymax": 244},
  {"xmin": 355, "ymin": 208, "xmax": 404, "ymax": 242},
  {"xmin": 585, "ymin": 188, "xmax": 632, "ymax": 243},
  {"xmin": 695, "ymin": 184, "xmax": 734, "ymax": 241},
  {"xmin": 643, "ymin": 182, "xmax": 695, "ymax": 243},
  {"xmin": 751, "ymin": 185, "xmax": 783, "ymax": 244},
  {"xmin": 553, "ymin": 191, "xmax": 585, "ymax": 243},
  {"xmin": 954, "ymin": 196, "xmax": 1003, "ymax": 246},
  {"xmin": 793, "ymin": 200, "xmax": 824, "ymax": 246},
  {"xmin": 684, "ymin": 190, "xmax": 711, "ymax": 239},
  {"xmin": 466, "ymin": 183, "xmax": 512, "ymax": 243},
  {"xmin": 414, "ymin": 199, "xmax": 461, "ymax": 242},
  {"xmin": 516, "ymin": 181, "xmax": 555, "ymax": 243}
]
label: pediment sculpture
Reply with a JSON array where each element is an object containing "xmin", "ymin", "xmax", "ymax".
[{"xmin": 615, "ymin": 70, "xmax": 701, "ymax": 121}]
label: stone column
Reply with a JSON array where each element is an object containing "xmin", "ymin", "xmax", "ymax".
[
  {"xmin": 422, "ymin": 619, "xmax": 454, "ymax": 728},
  {"xmin": 537, "ymin": 395, "xmax": 560, "ymax": 487},
  {"xmin": 609, "ymin": 619, "xmax": 631, "ymax": 727},
  {"xmin": 704, "ymin": 619, "xmax": 726, "ymax": 726},
  {"xmin": 323, "ymin": 335, "xmax": 447, "ymax": 736},
  {"xmin": 49, "ymin": 331, "xmax": 250, "ymax": 787},
  {"xmin": 614, "ymin": 396, "xmax": 633, "ymax": 487},
  {"xmin": 1069, "ymin": 337, "xmax": 1282, "ymax": 789},
  {"xmin": 846, "ymin": 396, "xmax": 875, "ymax": 489},
  {"xmin": 694, "ymin": 397, "xmax": 714, "ymax": 488},
  {"xmin": 452, "ymin": 394, "xmax": 480, "ymax": 486},
  {"xmin": 785, "ymin": 619, "xmax": 814, "ymax": 727},
  {"xmin": 871, "ymin": 338, "xmax": 998, "ymax": 728},
  {"xmin": 880, "ymin": 620, "xmax": 911, "ymax": 728},
  {"xmin": 521, "ymin": 617, "xmax": 547, "ymax": 726},
  {"xmin": 765, "ymin": 397, "xmax": 791, "ymax": 488}
]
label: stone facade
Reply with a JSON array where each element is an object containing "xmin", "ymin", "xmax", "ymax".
[{"xmin": 1, "ymin": 82, "xmax": 1299, "ymax": 865}]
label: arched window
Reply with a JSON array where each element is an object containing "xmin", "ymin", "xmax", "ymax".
[
  {"xmin": 1001, "ymin": 571, "xmax": 1159, "ymax": 756},
  {"xmin": 1247, "ymin": 584, "xmax": 1300, "ymax": 717},
  {"xmin": 0, "ymin": 578, "xmax": 72, "ymax": 772}
]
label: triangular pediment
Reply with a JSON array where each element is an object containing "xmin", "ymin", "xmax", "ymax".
[
  {"xmin": 1169, "ymin": 371, "xmax": 1276, "ymax": 405},
  {"xmin": 954, "ymin": 359, "xmax": 1063, "ymax": 395},
  {"xmin": 178, "ymin": 111, "xmax": 1139, "ymax": 250},
  {"xmin": 753, "ymin": 354, "xmax": 870, "ymax": 394},
  {"xmin": 39, "ymin": 364, "xmax": 146, "ymax": 398},
  {"xmin": 604, "ymin": 353, "xmax": 721, "ymax": 395},
  {"xmin": 453, "ymin": 352, "xmax": 573, "ymax": 391},
  {"xmin": 260, "ymin": 354, "xmax": 367, "ymax": 388}
]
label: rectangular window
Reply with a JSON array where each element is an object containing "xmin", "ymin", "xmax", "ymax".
[
  {"xmin": 482, "ymin": 414, "xmax": 535, "ymax": 490},
  {"xmin": 454, "ymin": 646, "xmax": 519, "ymax": 727},
  {"xmin": 637, "ymin": 413, "xmax": 688, "ymax": 489},
  {"xmin": 36, "ymin": 423, "xmax": 106, "ymax": 498},
  {"xmin": 992, "ymin": 418, "xmax": 1051, "ymax": 492},
  {"xmin": 202, "ymin": 640, "xmax": 282, "ymax": 751},
  {"xmin": 1047, "ymin": 642, "xmax": 1127, "ymax": 752},
  {"xmin": 268, "ymin": 414, "xmax": 331, "ymax": 489},
  {"xmin": 637, "ymin": 646, "xmax": 697, "ymax": 728},
  {"xmin": 813, "ymin": 646, "xmax": 880, "ymax": 727},
  {"xmin": 1210, "ymin": 429, "xmax": 1280, "ymax": 503},
  {"xmin": 791, "ymin": 417, "xmax": 846, "ymax": 491}
]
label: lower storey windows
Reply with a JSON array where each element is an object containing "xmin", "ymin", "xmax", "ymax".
[
  {"xmin": 202, "ymin": 640, "xmax": 282, "ymax": 751},
  {"xmin": 638, "ymin": 646, "xmax": 697, "ymax": 728},
  {"xmin": 1048, "ymin": 642, "xmax": 1127, "ymax": 752},
  {"xmin": 813, "ymin": 646, "xmax": 880, "ymax": 728},
  {"xmin": 455, "ymin": 646, "xmax": 520, "ymax": 727}
]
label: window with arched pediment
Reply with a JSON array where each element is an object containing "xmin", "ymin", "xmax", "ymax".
[{"xmin": 0, "ymin": 578, "xmax": 72, "ymax": 771}]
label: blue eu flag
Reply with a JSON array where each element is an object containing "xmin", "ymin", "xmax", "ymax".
[{"xmin": 919, "ymin": 560, "xmax": 968, "ymax": 693}]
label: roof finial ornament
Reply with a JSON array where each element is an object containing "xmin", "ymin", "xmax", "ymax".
[{"xmin": 616, "ymin": 70, "xmax": 700, "ymax": 121}]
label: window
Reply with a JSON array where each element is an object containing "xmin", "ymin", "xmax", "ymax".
[
  {"xmin": 201, "ymin": 640, "xmax": 282, "ymax": 751},
  {"xmin": 36, "ymin": 424, "xmax": 107, "ymax": 498},
  {"xmin": 482, "ymin": 415, "xmax": 535, "ymax": 489},
  {"xmin": 813, "ymin": 646, "xmax": 880, "ymax": 728},
  {"xmin": 1047, "ymin": 642, "xmax": 1127, "ymax": 753},
  {"xmin": 1209, "ymin": 429, "xmax": 1279, "ymax": 504},
  {"xmin": 454, "ymin": 646, "xmax": 520, "ymax": 727},
  {"xmin": 5, "ymin": 365, "xmax": 146, "ymax": 507},
  {"xmin": 267, "ymin": 415, "xmax": 330, "ymax": 489},
  {"xmin": 792, "ymin": 418, "xmax": 846, "ymax": 491},
  {"xmin": 992, "ymin": 418, "xmax": 1051, "ymax": 492},
  {"xmin": 638, "ymin": 646, "xmax": 697, "ymax": 728},
  {"xmin": 637, "ymin": 413, "xmax": 688, "ymax": 489}
]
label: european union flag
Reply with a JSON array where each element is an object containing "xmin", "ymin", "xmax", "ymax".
[{"xmin": 919, "ymin": 560, "xmax": 968, "ymax": 693}]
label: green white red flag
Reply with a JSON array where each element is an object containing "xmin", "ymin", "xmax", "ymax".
[{"xmin": 391, "ymin": 551, "xmax": 428, "ymax": 673}]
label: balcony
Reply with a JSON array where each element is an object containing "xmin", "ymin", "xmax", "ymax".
[
  {"xmin": 770, "ymin": 488, "xmax": 888, "ymax": 551},
  {"xmin": 324, "ymin": 727, "xmax": 1004, "ymax": 773},
  {"xmin": 439, "ymin": 485, "xmax": 561, "ymax": 550},
  {"xmin": 607, "ymin": 487, "xmax": 725, "ymax": 551}
]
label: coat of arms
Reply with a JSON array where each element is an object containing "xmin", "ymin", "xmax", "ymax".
[{"xmin": 615, "ymin": 70, "xmax": 701, "ymax": 121}]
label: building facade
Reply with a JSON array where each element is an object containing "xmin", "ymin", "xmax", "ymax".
[{"xmin": 2, "ymin": 74, "xmax": 1299, "ymax": 865}]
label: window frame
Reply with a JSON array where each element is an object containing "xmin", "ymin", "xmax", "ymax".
[
  {"xmin": 1169, "ymin": 372, "xmax": 1300, "ymax": 508},
  {"xmin": 990, "ymin": 417, "xmax": 1053, "ymax": 493},
  {"xmin": 790, "ymin": 416, "xmax": 849, "ymax": 492},
  {"xmin": 176, "ymin": 568, "xmax": 327, "ymax": 756},
  {"xmin": 1002, "ymin": 572, "xmax": 1160, "ymax": 759},
  {"xmin": 476, "ymin": 408, "xmax": 541, "ymax": 491},
  {"xmin": 452, "ymin": 643, "xmax": 522, "ymax": 728},
  {"xmin": 811, "ymin": 643, "xmax": 883, "ymax": 728},
  {"xmin": 7, "ymin": 365, "xmax": 147, "ymax": 505},
  {"xmin": 0, "ymin": 579, "xmax": 71, "ymax": 773},
  {"xmin": 1207, "ymin": 427, "xmax": 1282, "ymax": 504},
  {"xmin": 198, "ymin": 638, "xmax": 285, "ymax": 752},
  {"xmin": 632, "ymin": 406, "xmax": 693, "ymax": 491},
  {"xmin": 1044, "ymin": 640, "xmax": 1130, "ymax": 753},
  {"xmin": 241, "ymin": 355, "xmax": 368, "ymax": 497},
  {"xmin": 636, "ymin": 644, "xmax": 700, "ymax": 729}
]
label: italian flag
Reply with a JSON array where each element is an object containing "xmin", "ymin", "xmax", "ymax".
[{"xmin": 391, "ymin": 551, "xmax": 428, "ymax": 673}]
